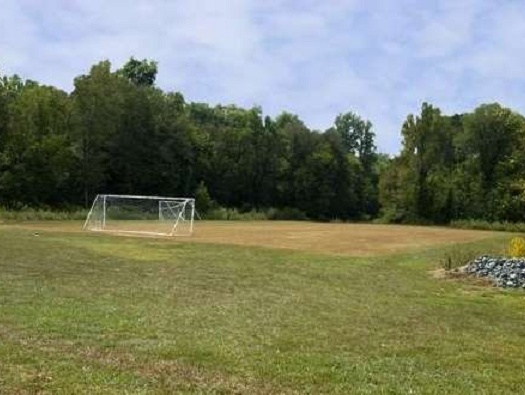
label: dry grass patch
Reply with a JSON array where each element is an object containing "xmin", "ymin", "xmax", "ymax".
[
  {"xmin": 3, "ymin": 220, "xmax": 502, "ymax": 257},
  {"xmin": 186, "ymin": 221, "xmax": 500, "ymax": 256}
]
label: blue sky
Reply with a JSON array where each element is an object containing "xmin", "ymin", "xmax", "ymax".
[{"xmin": 2, "ymin": 0, "xmax": 525, "ymax": 153}]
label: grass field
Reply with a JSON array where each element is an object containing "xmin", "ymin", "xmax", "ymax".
[
  {"xmin": 8, "ymin": 220, "xmax": 500, "ymax": 256},
  {"xmin": 1, "ymin": 221, "xmax": 524, "ymax": 394}
]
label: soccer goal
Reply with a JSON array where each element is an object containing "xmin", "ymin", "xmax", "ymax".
[{"xmin": 83, "ymin": 194, "xmax": 195, "ymax": 236}]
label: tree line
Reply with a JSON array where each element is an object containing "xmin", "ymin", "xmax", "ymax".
[
  {"xmin": 380, "ymin": 102, "xmax": 525, "ymax": 224},
  {"xmin": 1, "ymin": 58, "xmax": 524, "ymax": 223},
  {"xmin": 0, "ymin": 58, "xmax": 379, "ymax": 220}
]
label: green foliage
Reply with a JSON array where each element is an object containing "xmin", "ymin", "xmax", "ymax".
[
  {"xmin": 0, "ymin": 60, "xmax": 381, "ymax": 222},
  {"xmin": 201, "ymin": 206, "xmax": 308, "ymax": 221},
  {"xmin": 0, "ymin": 207, "xmax": 87, "ymax": 221},
  {"xmin": 204, "ymin": 207, "xmax": 268, "ymax": 220},
  {"xmin": 380, "ymin": 102, "xmax": 525, "ymax": 226},
  {"xmin": 450, "ymin": 219, "xmax": 525, "ymax": 233},
  {"xmin": 327, "ymin": 112, "xmax": 379, "ymax": 217},
  {"xmin": 266, "ymin": 207, "xmax": 308, "ymax": 220},
  {"xmin": 0, "ymin": 82, "xmax": 76, "ymax": 208},
  {"xmin": 329, "ymin": 112, "xmax": 376, "ymax": 156},
  {"xmin": 117, "ymin": 57, "xmax": 158, "ymax": 86},
  {"xmin": 6, "ymin": 59, "xmax": 525, "ymax": 227},
  {"xmin": 71, "ymin": 60, "xmax": 126, "ymax": 206},
  {"xmin": 194, "ymin": 181, "xmax": 215, "ymax": 214}
]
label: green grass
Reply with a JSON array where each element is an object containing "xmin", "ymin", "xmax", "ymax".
[{"xmin": 0, "ymin": 225, "xmax": 524, "ymax": 393}]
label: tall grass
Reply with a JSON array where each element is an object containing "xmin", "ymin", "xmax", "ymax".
[
  {"xmin": 438, "ymin": 238, "xmax": 509, "ymax": 271},
  {"xmin": 0, "ymin": 207, "xmax": 87, "ymax": 221},
  {"xmin": 450, "ymin": 219, "xmax": 525, "ymax": 233}
]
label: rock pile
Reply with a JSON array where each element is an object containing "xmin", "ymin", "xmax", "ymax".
[{"xmin": 466, "ymin": 256, "xmax": 525, "ymax": 288}]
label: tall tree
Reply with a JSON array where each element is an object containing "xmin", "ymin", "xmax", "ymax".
[
  {"xmin": 0, "ymin": 81, "xmax": 74, "ymax": 207},
  {"xmin": 380, "ymin": 103, "xmax": 455, "ymax": 222},
  {"xmin": 330, "ymin": 112, "xmax": 376, "ymax": 166},
  {"xmin": 117, "ymin": 57, "xmax": 158, "ymax": 87},
  {"xmin": 72, "ymin": 61, "xmax": 126, "ymax": 205},
  {"xmin": 273, "ymin": 112, "xmax": 316, "ymax": 210},
  {"xmin": 328, "ymin": 111, "xmax": 378, "ymax": 217},
  {"xmin": 463, "ymin": 104, "xmax": 525, "ymax": 220}
]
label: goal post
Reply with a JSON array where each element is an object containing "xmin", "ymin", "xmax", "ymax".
[{"xmin": 83, "ymin": 194, "xmax": 195, "ymax": 236}]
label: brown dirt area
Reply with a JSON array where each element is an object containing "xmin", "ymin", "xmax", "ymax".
[{"xmin": 2, "ymin": 220, "xmax": 502, "ymax": 257}]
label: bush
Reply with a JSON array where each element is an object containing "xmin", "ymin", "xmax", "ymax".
[
  {"xmin": 508, "ymin": 237, "xmax": 525, "ymax": 258},
  {"xmin": 0, "ymin": 207, "xmax": 87, "ymax": 221},
  {"xmin": 204, "ymin": 207, "xmax": 268, "ymax": 221},
  {"xmin": 195, "ymin": 182, "xmax": 216, "ymax": 214},
  {"xmin": 377, "ymin": 208, "xmax": 434, "ymax": 225},
  {"xmin": 202, "ymin": 206, "xmax": 308, "ymax": 221},
  {"xmin": 376, "ymin": 207, "xmax": 407, "ymax": 224},
  {"xmin": 266, "ymin": 207, "xmax": 308, "ymax": 221},
  {"xmin": 450, "ymin": 219, "xmax": 525, "ymax": 233}
]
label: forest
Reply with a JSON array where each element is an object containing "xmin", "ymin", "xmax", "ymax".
[{"xmin": 1, "ymin": 58, "xmax": 525, "ymax": 224}]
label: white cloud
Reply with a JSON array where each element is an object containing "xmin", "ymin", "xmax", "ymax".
[{"xmin": 1, "ymin": 0, "xmax": 525, "ymax": 153}]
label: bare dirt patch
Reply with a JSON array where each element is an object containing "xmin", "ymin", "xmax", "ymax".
[
  {"xmin": 431, "ymin": 267, "xmax": 497, "ymax": 290},
  {"xmin": 3, "ymin": 220, "xmax": 502, "ymax": 257}
]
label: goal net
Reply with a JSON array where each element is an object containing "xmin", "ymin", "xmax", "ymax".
[{"xmin": 83, "ymin": 194, "xmax": 195, "ymax": 236}]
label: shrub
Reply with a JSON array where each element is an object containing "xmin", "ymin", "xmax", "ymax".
[
  {"xmin": 204, "ymin": 207, "xmax": 268, "ymax": 221},
  {"xmin": 202, "ymin": 206, "xmax": 308, "ymax": 221},
  {"xmin": 0, "ymin": 207, "xmax": 87, "ymax": 221},
  {"xmin": 377, "ymin": 207, "xmax": 407, "ymax": 224},
  {"xmin": 450, "ymin": 219, "xmax": 525, "ymax": 233},
  {"xmin": 195, "ymin": 182, "xmax": 216, "ymax": 214},
  {"xmin": 508, "ymin": 237, "xmax": 525, "ymax": 258},
  {"xmin": 266, "ymin": 207, "xmax": 308, "ymax": 221}
]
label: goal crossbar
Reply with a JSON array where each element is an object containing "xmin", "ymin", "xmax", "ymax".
[{"xmin": 99, "ymin": 194, "xmax": 194, "ymax": 201}]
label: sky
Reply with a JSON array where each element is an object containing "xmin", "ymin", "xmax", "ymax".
[{"xmin": 2, "ymin": 0, "xmax": 525, "ymax": 153}]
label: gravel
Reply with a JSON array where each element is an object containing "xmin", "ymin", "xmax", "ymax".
[{"xmin": 466, "ymin": 255, "xmax": 525, "ymax": 288}]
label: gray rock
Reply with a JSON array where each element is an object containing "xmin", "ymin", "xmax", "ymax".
[{"xmin": 465, "ymin": 255, "xmax": 525, "ymax": 289}]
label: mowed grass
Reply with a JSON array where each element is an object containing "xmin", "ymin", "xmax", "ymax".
[
  {"xmin": 7, "ymin": 220, "xmax": 501, "ymax": 256},
  {"xmin": 0, "ymin": 223, "xmax": 524, "ymax": 394}
]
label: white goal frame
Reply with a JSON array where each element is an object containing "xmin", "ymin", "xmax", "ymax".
[{"xmin": 83, "ymin": 194, "xmax": 195, "ymax": 236}]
